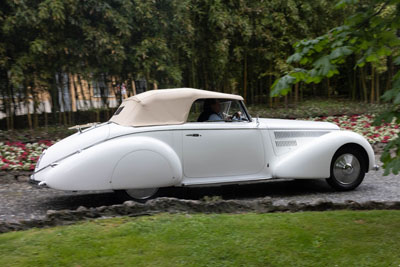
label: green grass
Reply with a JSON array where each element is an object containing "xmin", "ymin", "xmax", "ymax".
[{"xmin": 1, "ymin": 211, "xmax": 400, "ymax": 266}]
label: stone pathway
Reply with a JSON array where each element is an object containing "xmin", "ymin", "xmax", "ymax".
[{"xmin": 1, "ymin": 162, "xmax": 399, "ymax": 223}]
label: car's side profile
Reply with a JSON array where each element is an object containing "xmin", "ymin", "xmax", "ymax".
[{"xmin": 31, "ymin": 88, "xmax": 378, "ymax": 201}]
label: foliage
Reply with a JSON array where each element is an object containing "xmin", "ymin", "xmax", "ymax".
[
  {"xmin": 0, "ymin": 1, "xmax": 348, "ymax": 111},
  {"xmin": 271, "ymin": 0, "xmax": 400, "ymax": 96},
  {"xmin": 271, "ymin": 0, "xmax": 400, "ymax": 174},
  {"xmin": 1, "ymin": 211, "xmax": 400, "ymax": 266},
  {"xmin": 248, "ymin": 98, "xmax": 390, "ymax": 118}
]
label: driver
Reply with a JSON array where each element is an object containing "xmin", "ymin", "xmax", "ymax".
[
  {"xmin": 197, "ymin": 99, "xmax": 241, "ymax": 122},
  {"xmin": 208, "ymin": 99, "xmax": 223, "ymax": 121}
]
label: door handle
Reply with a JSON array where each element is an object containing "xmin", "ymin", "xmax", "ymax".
[{"xmin": 186, "ymin": 133, "xmax": 201, "ymax": 137}]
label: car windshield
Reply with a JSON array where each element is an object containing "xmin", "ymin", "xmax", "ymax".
[{"xmin": 187, "ymin": 99, "xmax": 250, "ymax": 123}]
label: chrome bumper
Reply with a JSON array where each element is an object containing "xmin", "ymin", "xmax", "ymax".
[{"xmin": 29, "ymin": 174, "xmax": 48, "ymax": 188}]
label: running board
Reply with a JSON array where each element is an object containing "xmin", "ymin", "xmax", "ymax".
[{"xmin": 181, "ymin": 176, "xmax": 276, "ymax": 187}]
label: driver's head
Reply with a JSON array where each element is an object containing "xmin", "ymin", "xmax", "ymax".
[
  {"xmin": 210, "ymin": 99, "xmax": 221, "ymax": 113},
  {"xmin": 204, "ymin": 99, "xmax": 221, "ymax": 114}
]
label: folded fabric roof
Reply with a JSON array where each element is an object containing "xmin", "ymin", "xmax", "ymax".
[{"xmin": 109, "ymin": 88, "xmax": 243, "ymax": 127}]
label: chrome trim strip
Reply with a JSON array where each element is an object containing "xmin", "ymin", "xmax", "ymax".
[{"xmin": 270, "ymin": 128, "xmax": 337, "ymax": 131}]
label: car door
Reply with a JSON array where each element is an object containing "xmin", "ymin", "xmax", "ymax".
[{"xmin": 181, "ymin": 121, "xmax": 265, "ymax": 178}]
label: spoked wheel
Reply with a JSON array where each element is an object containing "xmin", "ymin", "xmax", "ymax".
[
  {"xmin": 115, "ymin": 188, "xmax": 159, "ymax": 203},
  {"xmin": 326, "ymin": 148, "xmax": 366, "ymax": 191}
]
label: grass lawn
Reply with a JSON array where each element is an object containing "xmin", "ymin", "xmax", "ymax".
[{"xmin": 1, "ymin": 211, "xmax": 400, "ymax": 266}]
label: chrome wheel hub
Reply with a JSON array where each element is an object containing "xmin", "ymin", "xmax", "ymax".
[
  {"xmin": 333, "ymin": 153, "xmax": 361, "ymax": 185},
  {"xmin": 125, "ymin": 188, "xmax": 158, "ymax": 200}
]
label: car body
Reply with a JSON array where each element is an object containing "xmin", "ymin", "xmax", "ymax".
[{"xmin": 31, "ymin": 88, "xmax": 378, "ymax": 201}]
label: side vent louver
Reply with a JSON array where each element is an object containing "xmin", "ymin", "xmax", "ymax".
[
  {"xmin": 275, "ymin": 140, "xmax": 297, "ymax": 147},
  {"xmin": 274, "ymin": 131, "xmax": 329, "ymax": 139}
]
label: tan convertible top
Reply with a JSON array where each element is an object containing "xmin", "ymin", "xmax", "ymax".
[{"xmin": 109, "ymin": 88, "xmax": 243, "ymax": 127}]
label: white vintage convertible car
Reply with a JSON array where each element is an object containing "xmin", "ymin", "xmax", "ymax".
[{"xmin": 31, "ymin": 88, "xmax": 378, "ymax": 201}]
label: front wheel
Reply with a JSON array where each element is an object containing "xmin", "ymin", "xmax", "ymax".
[
  {"xmin": 326, "ymin": 148, "xmax": 366, "ymax": 191},
  {"xmin": 114, "ymin": 188, "xmax": 159, "ymax": 203}
]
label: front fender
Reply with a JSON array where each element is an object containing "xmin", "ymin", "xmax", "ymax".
[
  {"xmin": 272, "ymin": 131, "xmax": 375, "ymax": 179},
  {"xmin": 40, "ymin": 136, "xmax": 182, "ymax": 191}
]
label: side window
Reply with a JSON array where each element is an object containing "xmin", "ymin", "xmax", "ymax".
[
  {"xmin": 187, "ymin": 99, "xmax": 249, "ymax": 123},
  {"xmin": 187, "ymin": 99, "xmax": 205, "ymax": 122}
]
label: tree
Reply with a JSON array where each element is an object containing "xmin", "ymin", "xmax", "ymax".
[{"xmin": 270, "ymin": 0, "xmax": 400, "ymax": 174}]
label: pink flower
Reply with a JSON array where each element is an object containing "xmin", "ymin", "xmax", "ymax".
[{"xmin": 1, "ymin": 164, "xmax": 9, "ymax": 170}]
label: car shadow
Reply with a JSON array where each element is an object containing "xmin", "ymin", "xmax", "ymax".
[
  {"xmin": 42, "ymin": 179, "xmax": 336, "ymax": 210},
  {"xmin": 161, "ymin": 179, "xmax": 334, "ymax": 200}
]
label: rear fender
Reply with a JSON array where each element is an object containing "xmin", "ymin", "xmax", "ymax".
[
  {"xmin": 42, "ymin": 136, "xmax": 182, "ymax": 191},
  {"xmin": 111, "ymin": 136, "xmax": 183, "ymax": 189},
  {"xmin": 272, "ymin": 131, "xmax": 375, "ymax": 179}
]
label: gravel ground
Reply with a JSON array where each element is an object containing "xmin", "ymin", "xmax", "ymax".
[{"xmin": 0, "ymin": 162, "xmax": 399, "ymax": 223}]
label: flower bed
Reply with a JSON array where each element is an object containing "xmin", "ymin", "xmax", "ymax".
[
  {"xmin": 0, "ymin": 140, "xmax": 54, "ymax": 171},
  {"xmin": 306, "ymin": 114, "xmax": 399, "ymax": 143}
]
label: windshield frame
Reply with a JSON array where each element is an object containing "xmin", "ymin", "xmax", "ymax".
[{"xmin": 239, "ymin": 100, "xmax": 252, "ymax": 122}]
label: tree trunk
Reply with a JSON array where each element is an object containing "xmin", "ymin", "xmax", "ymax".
[
  {"xmin": 360, "ymin": 67, "xmax": 368, "ymax": 103},
  {"xmin": 370, "ymin": 66, "xmax": 375, "ymax": 104},
  {"xmin": 294, "ymin": 82, "xmax": 299, "ymax": 105},
  {"xmin": 351, "ymin": 68, "xmax": 356, "ymax": 100},
  {"xmin": 312, "ymin": 83, "xmax": 316, "ymax": 97},
  {"xmin": 376, "ymin": 72, "xmax": 380, "ymax": 104},
  {"xmin": 44, "ymin": 110, "xmax": 48, "ymax": 128},
  {"xmin": 284, "ymin": 94, "xmax": 288, "ymax": 109},
  {"xmin": 77, "ymin": 75, "xmax": 89, "ymax": 109},
  {"xmin": 131, "ymin": 79, "xmax": 137, "ymax": 95},
  {"xmin": 24, "ymin": 83, "xmax": 32, "ymax": 130},
  {"xmin": 327, "ymin": 78, "xmax": 331, "ymax": 98},
  {"xmin": 300, "ymin": 83, "xmax": 303, "ymax": 102},
  {"xmin": 268, "ymin": 62, "xmax": 273, "ymax": 108},
  {"xmin": 385, "ymin": 56, "xmax": 393, "ymax": 93},
  {"xmin": 31, "ymin": 82, "xmax": 39, "ymax": 129},
  {"xmin": 243, "ymin": 51, "xmax": 248, "ymax": 103},
  {"xmin": 191, "ymin": 47, "xmax": 196, "ymax": 88}
]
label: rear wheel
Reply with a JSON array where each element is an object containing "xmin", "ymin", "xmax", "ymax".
[
  {"xmin": 326, "ymin": 148, "xmax": 366, "ymax": 191},
  {"xmin": 115, "ymin": 188, "xmax": 159, "ymax": 203}
]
